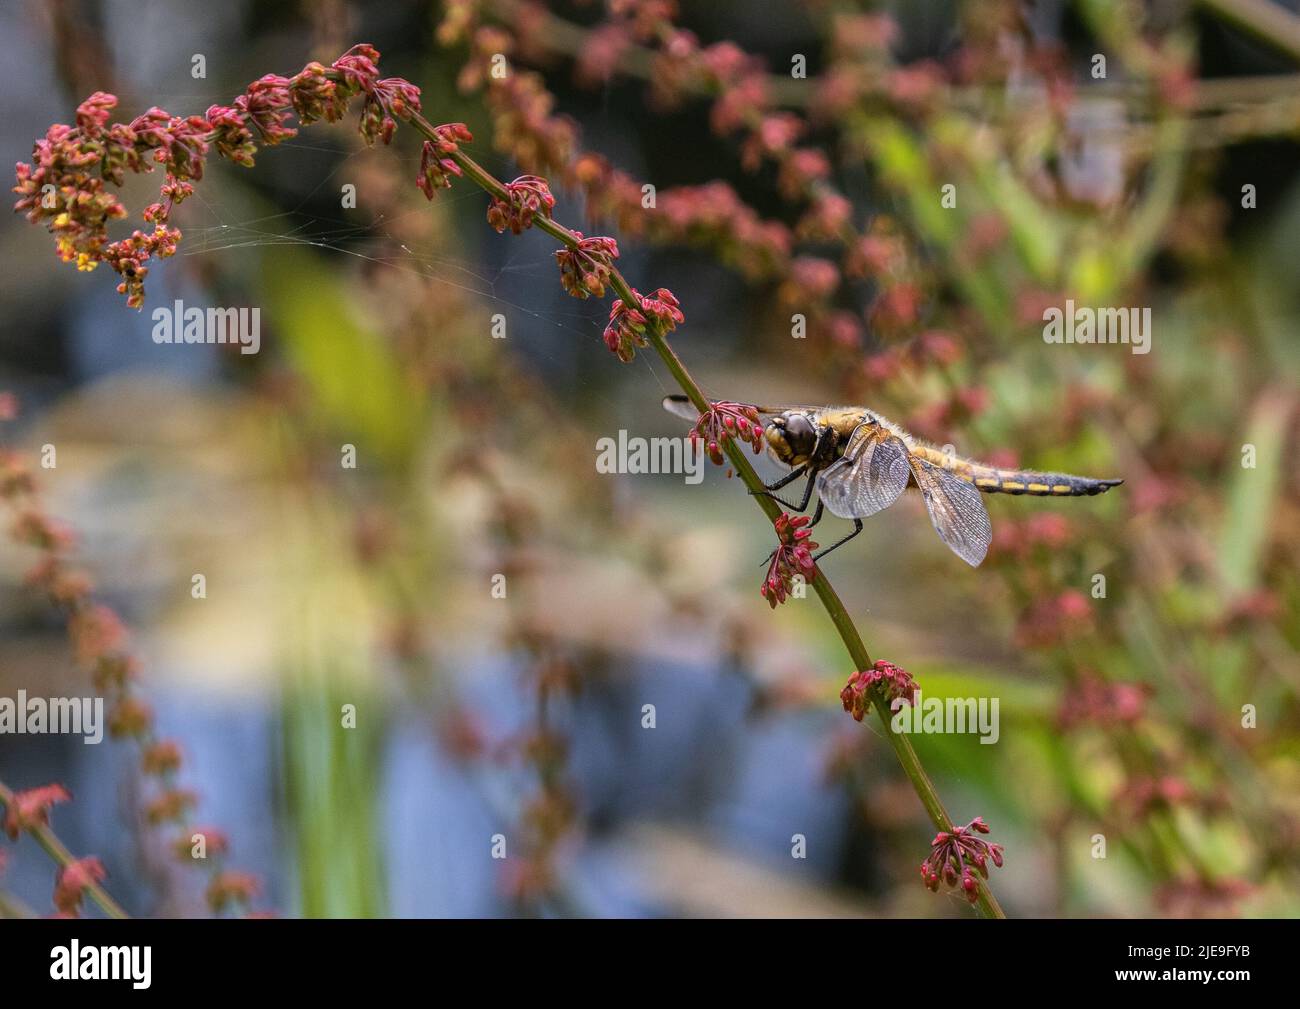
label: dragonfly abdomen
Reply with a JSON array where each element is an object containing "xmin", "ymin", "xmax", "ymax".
[{"xmin": 971, "ymin": 469, "xmax": 1123, "ymax": 496}]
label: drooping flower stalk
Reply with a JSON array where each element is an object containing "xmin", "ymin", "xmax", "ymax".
[
  {"xmin": 13, "ymin": 47, "xmax": 1007, "ymax": 918},
  {"xmin": 0, "ymin": 780, "xmax": 128, "ymax": 919},
  {"xmin": 1, "ymin": 403, "xmax": 260, "ymax": 916},
  {"xmin": 921, "ymin": 817, "xmax": 1006, "ymax": 905}
]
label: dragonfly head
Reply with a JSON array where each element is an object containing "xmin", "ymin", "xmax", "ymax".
[{"xmin": 765, "ymin": 412, "xmax": 817, "ymax": 466}]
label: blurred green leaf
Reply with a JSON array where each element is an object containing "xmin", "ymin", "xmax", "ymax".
[
  {"xmin": 259, "ymin": 246, "xmax": 426, "ymax": 468},
  {"xmin": 1217, "ymin": 389, "xmax": 1291, "ymax": 594}
]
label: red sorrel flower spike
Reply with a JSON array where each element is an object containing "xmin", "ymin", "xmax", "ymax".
[
  {"xmin": 235, "ymin": 75, "xmax": 297, "ymax": 146},
  {"xmin": 142, "ymin": 175, "xmax": 194, "ymax": 226},
  {"xmin": 206, "ymin": 869, "xmax": 262, "ymax": 912},
  {"xmin": 10, "ymin": 509, "xmax": 74, "ymax": 550},
  {"xmin": 205, "ymin": 104, "xmax": 257, "ymax": 166},
  {"xmin": 330, "ymin": 45, "xmax": 420, "ymax": 146},
  {"xmin": 601, "ymin": 287, "xmax": 685, "ymax": 362},
  {"xmin": 145, "ymin": 788, "xmax": 197, "ymax": 825},
  {"xmin": 1014, "ymin": 589, "xmax": 1093, "ymax": 649},
  {"xmin": 760, "ymin": 512, "xmax": 818, "ymax": 608},
  {"xmin": 91, "ymin": 654, "xmax": 138, "ymax": 691},
  {"xmin": 430, "ymin": 121, "xmax": 474, "ymax": 152},
  {"xmin": 174, "ymin": 826, "xmax": 230, "ymax": 861},
  {"xmin": 74, "ymin": 91, "xmax": 116, "ymax": 132},
  {"xmin": 0, "ymin": 453, "xmax": 33, "ymax": 499},
  {"xmin": 107, "ymin": 696, "xmax": 154, "ymax": 739},
  {"xmin": 330, "ymin": 43, "xmax": 383, "ymax": 94},
  {"xmin": 67, "ymin": 603, "xmax": 125, "ymax": 664},
  {"xmin": 289, "ymin": 62, "xmax": 345, "ymax": 125},
  {"xmin": 130, "ymin": 108, "xmax": 212, "ymax": 179},
  {"xmin": 417, "ymin": 123, "xmax": 473, "ymax": 200},
  {"xmin": 417, "ymin": 140, "xmax": 463, "ymax": 198},
  {"xmin": 781, "ymin": 255, "xmax": 840, "ymax": 304},
  {"xmin": 839, "ymin": 659, "xmax": 918, "ymax": 721},
  {"xmin": 27, "ymin": 561, "xmax": 93, "ymax": 606},
  {"xmin": 920, "ymin": 817, "xmax": 1005, "ymax": 903},
  {"xmin": 140, "ymin": 738, "xmax": 183, "ymax": 776},
  {"xmin": 12, "ymin": 44, "xmax": 414, "ymax": 307},
  {"xmin": 1057, "ymin": 674, "xmax": 1147, "ymax": 730},
  {"xmin": 487, "ymin": 175, "xmax": 555, "ymax": 234},
  {"xmin": 779, "ymin": 147, "xmax": 831, "ymax": 197},
  {"xmin": 359, "ymin": 76, "xmax": 422, "ymax": 146},
  {"xmin": 375, "ymin": 77, "xmax": 422, "ymax": 119},
  {"xmin": 555, "ymin": 233, "xmax": 619, "ymax": 298},
  {"xmin": 602, "ymin": 297, "xmax": 649, "ymax": 362},
  {"xmin": 3, "ymin": 783, "xmax": 72, "ymax": 839},
  {"xmin": 687, "ymin": 400, "xmax": 763, "ymax": 464},
  {"xmin": 637, "ymin": 287, "xmax": 684, "ymax": 332},
  {"xmin": 53, "ymin": 856, "xmax": 107, "ymax": 914},
  {"xmin": 358, "ymin": 100, "xmax": 395, "ymax": 147}
]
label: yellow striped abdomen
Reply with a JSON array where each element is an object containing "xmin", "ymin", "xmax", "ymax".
[
  {"xmin": 899, "ymin": 443, "xmax": 1122, "ymax": 497},
  {"xmin": 970, "ymin": 467, "xmax": 1122, "ymax": 497}
]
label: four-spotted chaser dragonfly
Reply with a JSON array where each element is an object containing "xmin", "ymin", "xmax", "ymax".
[{"xmin": 665, "ymin": 395, "xmax": 1122, "ymax": 567}]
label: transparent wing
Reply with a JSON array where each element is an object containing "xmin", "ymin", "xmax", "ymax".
[
  {"xmin": 662, "ymin": 395, "xmax": 704, "ymax": 421},
  {"xmin": 909, "ymin": 456, "xmax": 992, "ymax": 567},
  {"xmin": 815, "ymin": 424, "xmax": 911, "ymax": 519},
  {"xmin": 661, "ymin": 394, "xmax": 816, "ymax": 421}
]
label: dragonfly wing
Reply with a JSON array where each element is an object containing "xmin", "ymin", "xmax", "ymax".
[
  {"xmin": 816, "ymin": 424, "xmax": 911, "ymax": 519},
  {"xmin": 662, "ymin": 395, "xmax": 704, "ymax": 421},
  {"xmin": 909, "ymin": 456, "xmax": 992, "ymax": 567},
  {"xmin": 661, "ymin": 394, "xmax": 815, "ymax": 420}
]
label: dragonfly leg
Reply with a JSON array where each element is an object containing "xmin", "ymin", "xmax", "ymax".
[
  {"xmin": 759, "ymin": 500, "xmax": 826, "ymax": 568},
  {"xmin": 762, "ymin": 465, "xmax": 806, "ymax": 492},
  {"xmin": 750, "ymin": 470, "xmax": 817, "ymax": 512},
  {"xmin": 812, "ymin": 518, "xmax": 864, "ymax": 563}
]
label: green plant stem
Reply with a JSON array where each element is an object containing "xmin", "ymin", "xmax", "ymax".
[
  {"xmin": 420, "ymin": 117, "xmax": 1005, "ymax": 918},
  {"xmin": 0, "ymin": 780, "xmax": 130, "ymax": 919},
  {"xmin": 1199, "ymin": 0, "xmax": 1300, "ymax": 63},
  {"xmin": 0, "ymin": 889, "xmax": 36, "ymax": 918}
]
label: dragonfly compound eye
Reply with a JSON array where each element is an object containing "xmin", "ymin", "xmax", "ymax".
[{"xmin": 781, "ymin": 414, "xmax": 817, "ymax": 459}]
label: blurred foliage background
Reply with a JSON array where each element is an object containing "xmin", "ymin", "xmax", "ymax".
[{"xmin": 0, "ymin": 0, "xmax": 1297, "ymax": 918}]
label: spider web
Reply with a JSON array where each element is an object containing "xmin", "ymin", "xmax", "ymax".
[{"xmin": 165, "ymin": 137, "xmax": 672, "ymax": 402}]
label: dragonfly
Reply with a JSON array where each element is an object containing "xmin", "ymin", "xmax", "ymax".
[{"xmin": 664, "ymin": 395, "xmax": 1122, "ymax": 567}]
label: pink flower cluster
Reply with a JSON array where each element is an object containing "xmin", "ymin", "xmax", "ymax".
[
  {"xmin": 417, "ymin": 122, "xmax": 473, "ymax": 199},
  {"xmin": 761, "ymin": 513, "xmax": 818, "ymax": 608},
  {"xmin": 207, "ymin": 870, "xmax": 263, "ymax": 912},
  {"xmin": 1057, "ymin": 675, "xmax": 1147, "ymax": 729},
  {"xmin": 602, "ymin": 296, "xmax": 649, "ymax": 363},
  {"xmin": 329, "ymin": 43, "xmax": 422, "ymax": 146},
  {"xmin": 839, "ymin": 659, "xmax": 918, "ymax": 721},
  {"xmin": 1014, "ymin": 589, "xmax": 1093, "ymax": 649},
  {"xmin": 555, "ymin": 233, "xmax": 620, "ymax": 298},
  {"xmin": 687, "ymin": 400, "xmax": 763, "ymax": 465},
  {"xmin": 487, "ymin": 174, "xmax": 555, "ymax": 234},
  {"xmin": 920, "ymin": 816, "xmax": 1004, "ymax": 903},
  {"xmin": 1115, "ymin": 775, "xmax": 1213, "ymax": 817},
  {"xmin": 601, "ymin": 287, "xmax": 683, "ymax": 362},
  {"xmin": 2, "ymin": 783, "xmax": 71, "ymax": 839},
  {"xmin": 53, "ymin": 856, "xmax": 107, "ymax": 915}
]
